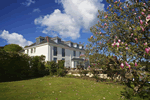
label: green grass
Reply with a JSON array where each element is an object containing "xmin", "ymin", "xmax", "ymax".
[{"xmin": 0, "ymin": 76, "xmax": 124, "ymax": 100}]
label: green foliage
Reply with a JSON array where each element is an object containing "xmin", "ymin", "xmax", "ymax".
[
  {"xmin": 85, "ymin": 0, "xmax": 150, "ymax": 99},
  {"xmin": 3, "ymin": 44, "xmax": 23, "ymax": 52},
  {"xmin": 45, "ymin": 60, "xmax": 67, "ymax": 77},
  {"xmin": 46, "ymin": 61, "xmax": 57, "ymax": 76},
  {"xmin": 0, "ymin": 50, "xmax": 48, "ymax": 82}
]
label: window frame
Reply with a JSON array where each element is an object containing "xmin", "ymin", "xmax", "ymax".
[
  {"xmin": 73, "ymin": 50, "xmax": 76, "ymax": 56},
  {"xmin": 53, "ymin": 46, "xmax": 57, "ymax": 56},
  {"xmin": 62, "ymin": 48, "xmax": 65, "ymax": 57},
  {"xmin": 53, "ymin": 58, "xmax": 57, "ymax": 63},
  {"xmin": 79, "ymin": 52, "xmax": 81, "ymax": 56}
]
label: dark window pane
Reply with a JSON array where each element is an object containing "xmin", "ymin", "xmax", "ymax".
[
  {"xmin": 53, "ymin": 47, "xmax": 57, "ymax": 56},
  {"xmin": 62, "ymin": 48, "xmax": 65, "ymax": 57},
  {"xmin": 73, "ymin": 51, "xmax": 76, "ymax": 56},
  {"xmin": 53, "ymin": 58, "xmax": 57, "ymax": 63},
  {"xmin": 71, "ymin": 43, "xmax": 73, "ymax": 47}
]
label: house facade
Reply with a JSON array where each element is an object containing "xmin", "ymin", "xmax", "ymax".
[{"xmin": 23, "ymin": 36, "xmax": 89, "ymax": 69}]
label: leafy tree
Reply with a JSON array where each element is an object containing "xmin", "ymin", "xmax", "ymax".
[
  {"xmin": 86, "ymin": 0, "xmax": 150, "ymax": 99},
  {"xmin": 3, "ymin": 44, "xmax": 23, "ymax": 52}
]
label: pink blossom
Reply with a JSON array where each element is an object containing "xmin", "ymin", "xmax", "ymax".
[
  {"xmin": 131, "ymin": 33, "xmax": 133, "ymax": 36},
  {"xmin": 125, "ymin": 43, "xmax": 127, "ymax": 46},
  {"xmin": 88, "ymin": 66, "xmax": 90, "ymax": 68},
  {"xmin": 140, "ymin": 26, "xmax": 144, "ymax": 31},
  {"xmin": 143, "ymin": 9, "xmax": 146, "ymax": 12},
  {"xmin": 114, "ymin": 39, "xmax": 116, "ymax": 42},
  {"xmin": 120, "ymin": 7, "xmax": 122, "ymax": 10},
  {"xmin": 118, "ymin": 39, "xmax": 121, "ymax": 43},
  {"xmin": 90, "ymin": 35, "xmax": 93, "ymax": 38},
  {"xmin": 121, "ymin": 42, "xmax": 124, "ymax": 44},
  {"xmin": 100, "ymin": 42, "xmax": 101, "ymax": 44},
  {"xmin": 117, "ymin": 43, "xmax": 119, "ymax": 47},
  {"xmin": 115, "ymin": 36, "xmax": 117, "ymax": 38},
  {"xmin": 98, "ymin": 21, "xmax": 99, "ymax": 23},
  {"xmin": 144, "ymin": 42, "xmax": 147, "ymax": 45},
  {"xmin": 128, "ymin": 65, "xmax": 131, "ymax": 70},
  {"xmin": 114, "ymin": 1, "xmax": 117, "ymax": 3},
  {"xmin": 140, "ymin": 20, "xmax": 143, "ymax": 25},
  {"xmin": 104, "ymin": 23, "xmax": 107, "ymax": 26},
  {"xmin": 132, "ymin": 9, "xmax": 134, "ymax": 11},
  {"xmin": 134, "ymin": 38, "xmax": 137, "ymax": 41},
  {"xmin": 125, "ymin": 62, "xmax": 129, "ymax": 66},
  {"xmin": 134, "ymin": 13, "xmax": 136, "ymax": 15},
  {"xmin": 135, "ymin": 62, "xmax": 137, "ymax": 66},
  {"xmin": 127, "ymin": 4, "xmax": 128, "ymax": 7},
  {"xmin": 141, "ymin": 12, "xmax": 144, "ymax": 15},
  {"xmin": 105, "ymin": 15, "xmax": 107, "ymax": 18},
  {"xmin": 125, "ymin": 47, "xmax": 128, "ymax": 50},
  {"xmin": 146, "ymin": 22, "xmax": 148, "ymax": 25},
  {"xmin": 99, "ymin": 32, "xmax": 102, "ymax": 34},
  {"xmin": 138, "ymin": 16, "xmax": 141, "ymax": 19},
  {"xmin": 120, "ymin": 63, "xmax": 124, "ymax": 69},
  {"xmin": 114, "ymin": 42, "xmax": 116, "ymax": 45},
  {"xmin": 129, "ymin": 27, "xmax": 132, "ymax": 30},
  {"xmin": 146, "ymin": 14, "xmax": 150, "ymax": 22},
  {"xmin": 143, "ymin": 3, "xmax": 145, "ymax": 6},
  {"xmin": 145, "ymin": 48, "xmax": 149, "ymax": 54},
  {"xmin": 112, "ymin": 43, "xmax": 115, "ymax": 47},
  {"xmin": 96, "ymin": 32, "xmax": 97, "ymax": 34},
  {"xmin": 93, "ymin": 64, "xmax": 95, "ymax": 66}
]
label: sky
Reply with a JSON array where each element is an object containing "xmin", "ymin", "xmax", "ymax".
[
  {"xmin": 0, "ymin": 0, "xmax": 143, "ymax": 63},
  {"xmin": 0, "ymin": 0, "xmax": 111, "ymax": 48}
]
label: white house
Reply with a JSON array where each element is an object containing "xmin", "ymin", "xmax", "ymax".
[{"xmin": 22, "ymin": 36, "xmax": 89, "ymax": 69}]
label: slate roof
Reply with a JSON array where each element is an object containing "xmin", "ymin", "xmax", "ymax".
[{"xmin": 24, "ymin": 36, "xmax": 85, "ymax": 51}]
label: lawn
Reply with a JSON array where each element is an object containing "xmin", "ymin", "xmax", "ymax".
[{"xmin": 0, "ymin": 76, "xmax": 124, "ymax": 100}]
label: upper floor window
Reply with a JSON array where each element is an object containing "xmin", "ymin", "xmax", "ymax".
[
  {"xmin": 73, "ymin": 51, "xmax": 76, "ymax": 56},
  {"xmin": 77, "ymin": 44, "xmax": 79, "ymax": 48},
  {"xmin": 31, "ymin": 48, "xmax": 33, "ymax": 53},
  {"xmin": 58, "ymin": 39, "xmax": 61, "ymax": 43},
  {"xmin": 71, "ymin": 43, "xmax": 73, "ymax": 47},
  {"xmin": 62, "ymin": 48, "xmax": 65, "ymax": 57},
  {"xmin": 53, "ymin": 46, "xmax": 57, "ymax": 56},
  {"xmin": 79, "ymin": 52, "xmax": 81, "ymax": 56}
]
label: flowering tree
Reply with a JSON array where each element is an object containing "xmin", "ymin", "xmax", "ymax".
[{"xmin": 87, "ymin": 0, "xmax": 150, "ymax": 99}]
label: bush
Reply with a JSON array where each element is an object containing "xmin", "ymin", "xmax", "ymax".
[
  {"xmin": 0, "ymin": 50, "xmax": 48, "ymax": 82},
  {"xmin": 45, "ymin": 61, "xmax": 57, "ymax": 76},
  {"xmin": 82, "ymin": 70, "xmax": 89, "ymax": 76},
  {"xmin": 57, "ymin": 68, "xmax": 67, "ymax": 77}
]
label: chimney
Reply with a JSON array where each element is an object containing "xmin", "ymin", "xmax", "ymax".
[{"xmin": 46, "ymin": 36, "xmax": 49, "ymax": 42}]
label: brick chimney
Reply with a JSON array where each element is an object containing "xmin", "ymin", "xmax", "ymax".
[{"xmin": 46, "ymin": 36, "xmax": 49, "ymax": 42}]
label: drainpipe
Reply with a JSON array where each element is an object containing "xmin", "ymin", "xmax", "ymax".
[{"xmin": 46, "ymin": 36, "xmax": 49, "ymax": 62}]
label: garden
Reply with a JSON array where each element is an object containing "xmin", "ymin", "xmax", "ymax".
[{"xmin": 0, "ymin": 0, "xmax": 150, "ymax": 100}]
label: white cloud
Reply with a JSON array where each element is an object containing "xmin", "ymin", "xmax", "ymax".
[
  {"xmin": 34, "ymin": 0, "xmax": 104, "ymax": 40},
  {"xmin": 0, "ymin": 30, "xmax": 33, "ymax": 47},
  {"xmin": 33, "ymin": 8, "xmax": 41, "ymax": 13},
  {"xmin": 21, "ymin": 0, "xmax": 35, "ymax": 7}
]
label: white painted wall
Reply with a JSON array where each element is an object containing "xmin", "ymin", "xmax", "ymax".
[
  {"xmin": 25, "ymin": 44, "xmax": 49, "ymax": 62},
  {"xmin": 24, "ymin": 42, "xmax": 86, "ymax": 68}
]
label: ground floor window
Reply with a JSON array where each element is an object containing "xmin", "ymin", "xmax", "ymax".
[{"xmin": 53, "ymin": 58, "xmax": 57, "ymax": 63}]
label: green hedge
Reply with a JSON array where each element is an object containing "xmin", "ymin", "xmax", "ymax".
[{"xmin": 0, "ymin": 50, "xmax": 48, "ymax": 82}]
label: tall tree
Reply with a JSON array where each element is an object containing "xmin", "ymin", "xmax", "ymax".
[{"xmin": 3, "ymin": 44, "xmax": 23, "ymax": 52}]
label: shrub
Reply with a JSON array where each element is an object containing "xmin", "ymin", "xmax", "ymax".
[{"xmin": 45, "ymin": 61, "xmax": 57, "ymax": 76}]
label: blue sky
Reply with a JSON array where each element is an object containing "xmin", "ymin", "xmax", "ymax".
[
  {"xmin": 0, "ymin": 0, "xmax": 110, "ymax": 47},
  {"xmin": 0, "ymin": 0, "xmax": 146, "ymax": 63}
]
